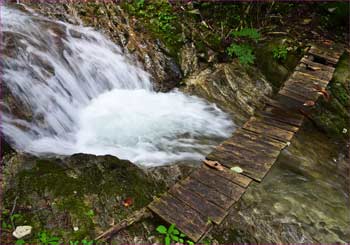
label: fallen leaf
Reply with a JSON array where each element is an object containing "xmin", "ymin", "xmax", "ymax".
[
  {"xmin": 230, "ymin": 166, "xmax": 243, "ymax": 173},
  {"xmin": 203, "ymin": 160, "xmax": 224, "ymax": 171},
  {"xmin": 122, "ymin": 197, "xmax": 133, "ymax": 207}
]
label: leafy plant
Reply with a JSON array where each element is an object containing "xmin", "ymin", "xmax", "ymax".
[
  {"xmin": 38, "ymin": 231, "xmax": 60, "ymax": 245},
  {"xmin": 227, "ymin": 44, "xmax": 255, "ymax": 65},
  {"xmin": 227, "ymin": 28, "xmax": 260, "ymax": 65},
  {"xmin": 272, "ymin": 46, "xmax": 288, "ymax": 61},
  {"xmin": 156, "ymin": 224, "xmax": 193, "ymax": 245},
  {"xmin": 86, "ymin": 209, "xmax": 94, "ymax": 218},
  {"xmin": 70, "ymin": 239, "xmax": 94, "ymax": 245},
  {"xmin": 231, "ymin": 28, "xmax": 260, "ymax": 41},
  {"xmin": 15, "ymin": 239, "xmax": 26, "ymax": 245}
]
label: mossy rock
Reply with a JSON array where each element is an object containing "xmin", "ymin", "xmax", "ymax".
[
  {"xmin": 311, "ymin": 53, "xmax": 350, "ymax": 141},
  {"xmin": 1, "ymin": 153, "xmax": 166, "ymax": 244},
  {"xmin": 255, "ymin": 38, "xmax": 303, "ymax": 91}
]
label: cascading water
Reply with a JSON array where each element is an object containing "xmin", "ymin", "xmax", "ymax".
[{"xmin": 1, "ymin": 6, "xmax": 234, "ymax": 166}]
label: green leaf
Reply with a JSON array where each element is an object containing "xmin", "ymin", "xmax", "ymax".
[
  {"xmin": 168, "ymin": 224, "xmax": 175, "ymax": 234},
  {"xmin": 165, "ymin": 235, "xmax": 171, "ymax": 245},
  {"xmin": 15, "ymin": 239, "xmax": 26, "ymax": 245},
  {"xmin": 156, "ymin": 225, "xmax": 167, "ymax": 234},
  {"xmin": 179, "ymin": 238, "xmax": 184, "ymax": 243},
  {"xmin": 171, "ymin": 235, "xmax": 179, "ymax": 242},
  {"xmin": 231, "ymin": 28, "xmax": 260, "ymax": 41},
  {"xmin": 187, "ymin": 240, "xmax": 194, "ymax": 245},
  {"xmin": 172, "ymin": 229, "xmax": 179, "ymax": 235},
  {"xmin": 180, "ymin": 233, "xmax": 186, "ymax": 237}
]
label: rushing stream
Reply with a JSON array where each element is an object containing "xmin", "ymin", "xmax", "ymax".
[{"xmin": 0, "ymin": 6, "xmax": 234, "ymax": 166}]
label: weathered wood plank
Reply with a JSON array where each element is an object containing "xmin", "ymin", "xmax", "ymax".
[
  {"xmin": 260, "ymin": 106, "xmax": 304, "ymax": 127},
  {"xmin": 279, "ymin": 88, "xmax": 313, "ymax": 103},
  {"xmin": 300, "ymin": 57, "xmax": 335, "ymax": 73},
  {"xmin": 207, "ymin": 149, "xmax": 276, "ymax": 181},
  {"xmin": 243, "ymin": 117, "xmax": 295, "ymax": 142},
  {"xmin": 149, "ymin": 194, "xmax": 210, "ymax": 242},
  {"xmin": 169, "ymin": 183, "xmax": 227, "ymax": 224},
  {"xmin": 281, "ymin": 82, "xmax": 319, "ymax": 101},
  {"xmin": 202, "ymin": 165, "xmax": 252, "ymax": 188},
  {"xmin": 295, "ymin": 66, "xmax": 334, "ymax": 81},
  {"xmin": 191, "ymin": 167, "xmax": 246, "ymax": 198},
  {"xmin": 233, "ymin": 128, "xmax": 287, "ymax": 149},
  {"xmin": 291, "ymin": 71, "xmax": 328, "ymax": 86},
  {"xmin": 180, "ymin": 177, "xmax": 237, "ymax": 209},
  {"xmin": 220, "ymin": 137, "xmax": 280, "ymax": 158},
  {"xmin": 308, "ymin": 46, "xmax": 340, "ymax": 64},
  {"xmin": 257, "ymin": 115, "xmax": 300, "ymax": 133}
]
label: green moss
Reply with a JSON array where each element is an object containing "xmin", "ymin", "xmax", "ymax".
[
  {"xmin": 121, "ymin": 0, "xmax": 183, "ymax": 57},
  {"xmin": 2, "ymin": 155, "xmax": 165, "ymax": 244},
  {"xmin": 311, "ymin": 54, "xmax": 350, "ymax": 141}
]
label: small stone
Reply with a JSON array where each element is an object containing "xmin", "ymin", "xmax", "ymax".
[
  {"xmin": 12, "ymin": 226, "xmax": 32, "ymax": 239},
  {"xmin": 342, "ymin": 128, "xmax": 347, "ymax": 134},
  {"xmin": 73, "ymin": 226, "xmax": 79, "ymax": 231},
  {"xmin": 73, "ymin": 190, "xmax": 77, "ymax": 194}
]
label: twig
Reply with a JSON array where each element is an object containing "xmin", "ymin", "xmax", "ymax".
[
  {"xmin": 95, "ymin": 207, "xmax": 153, "ymax": 241},
  {"xmin": 10, "ymin": 196, "xmax": 18, "ymax": 228}
]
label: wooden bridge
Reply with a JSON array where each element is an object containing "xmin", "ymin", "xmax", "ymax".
[{"xmin": 147, "ymin": 43, "xmax": 344, "ymax": 242}]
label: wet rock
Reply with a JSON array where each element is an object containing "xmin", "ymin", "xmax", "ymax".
[
  {"xmin": 180, "ymin": 42, "xmax": 199, "ymax": 77},
  {"xmin": 255, "ymin": 37, "xmax": 302, "ymax": 91},
  {"xmin": 183, "ymin": 61, "xmax": 272, "ymax": 123},
  {"xmin": 310, "ymin": 53, "xmax": 350, "ymax": 142}
]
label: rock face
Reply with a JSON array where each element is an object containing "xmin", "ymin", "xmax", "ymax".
[{"xmin": 183, "ymin": 61, "xmax": 273, "ymax": 123}]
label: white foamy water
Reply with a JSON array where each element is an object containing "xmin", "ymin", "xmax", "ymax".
[{"xmin": 1, "ymin": 6, "xmax": 234, "ymax": 166}]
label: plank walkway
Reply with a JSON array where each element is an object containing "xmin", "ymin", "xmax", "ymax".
[{"xmin": 148, "ymin": 43, "xmax": 344, "ymax": 242}]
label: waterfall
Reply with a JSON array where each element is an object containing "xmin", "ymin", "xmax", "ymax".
[{"xmin": 1, "ymin": 6, "xmax": 234, "ymax": 166}]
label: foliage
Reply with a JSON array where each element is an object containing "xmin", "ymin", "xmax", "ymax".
[
  {"xmin": 122, "ymin": 0, "xmax": 182, "ymax": 55},
  {"xmin": 38, "ymin": 231, "xmax": 60, "ymax": 245},
  {"xmin": 69, "ymin": 239, "xmax": 95, "ymax": 245},
  {"xmin": 156, "ymin": 224, "xmax": 194, "ymax": 245},
  {"xmin": 231, "ymin": 28, "xmax": 260, "ymax": 41},
  {"xmin": 227, "ymin": 44, "xmax": 255, "ymax": 65},
  {"xmin": 226, "ymin": 28, "xmax": 260, "ymax": 65},
  {"xmin": 272, "ymin": 46, "xmax": 288, "ymax": 61}
]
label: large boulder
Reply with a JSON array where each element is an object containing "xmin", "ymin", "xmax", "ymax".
[
  {"xmin": 182, "ymin": 61, "xmax": 273, "ymax": 123},
  {"xmin": 0, "ymin": 153, "xmax": 169, "ymax": 243}
]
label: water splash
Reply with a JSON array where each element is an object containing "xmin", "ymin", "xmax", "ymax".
[{"xmin": 1, "ymin": 6, "xmax": 234, "ymax": 166}]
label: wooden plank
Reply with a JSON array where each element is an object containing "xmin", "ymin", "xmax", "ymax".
[
  {"xmin": 169, "ymin": 183, "xmax": 227, "ymax": 224},
  {"xmin": 233, "ymin": 128, "xmax": 287, "ymax": 150},
  {"xmin": 180, "ymin": 177, "xmax": 237, "ymax": 210},
  {"xmin": 291, "ymin": 71, "xmax": 328, "ymax": 86},
  {"xmin": 308, "ymin": 46, "xmax": 340, "ymax": 64},
  {"xmin": 202, "ymin": 165, "xmax": 252, "ymax": 188},
  {"xmin": 300, "ymin": 57, "xmax": 335, "ymax": 73},
  {"xmin": 257, "ymin": 115, "xmax": 299, "ymax": 133},
  {"xmin": 149, "ymin": 194, "xmax": 210, "ymax": 241},
  {"xmin": 220, "ymin": 137, "xmax": 281, "ymax": 158},
  {"xmin": 279, "ymin": 88, "xmax": 312, "ymax": 103},
  {"xmin": 281, "ymin": 82, "xmax": 319, "ymax": 101},
  {"xmin": 284, "ymin": 77, "xmax": 327, "ymax": 90},
  {"xmin": 243, "ymin": 117, "xmax": 295, "ymax": 142},
  {"xmin": 260, "ymin": 106, "xmax": 304, "ymax": 127},
  {"xmin": 191, "ymin": 167, "xmax": 246, "ymax": 198},
  {"xmin": 207, "ymin": 149, "xmax": 276, "ymax": 181},
  {"xmin": 295, "ymin": 66, "xmax": 334, "ymax": 81}
]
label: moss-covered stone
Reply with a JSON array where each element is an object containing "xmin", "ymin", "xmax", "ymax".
[
  {"xmin": 1, "ymin": 154, "xmax": 166, "ymax": 244},
  {"xmin": 311, "ymin": 53, "xmax": 350, "ymax": 142},
  {"xmin": 255, "ymin": 38, "xmax": 303, "ymax": 91}
]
